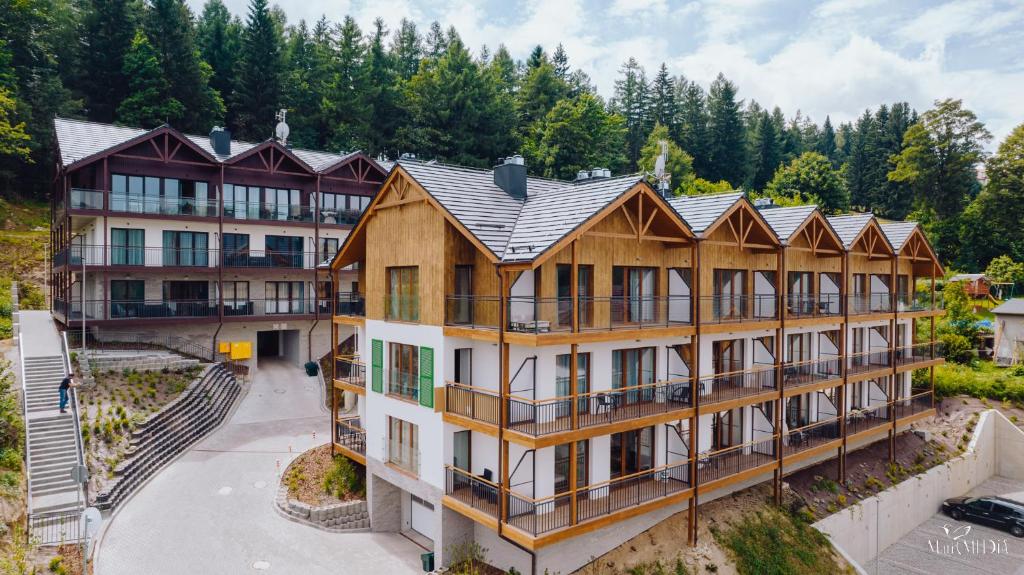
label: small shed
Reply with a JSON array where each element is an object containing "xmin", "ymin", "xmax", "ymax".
[
  {"xmin": 992, "ymin": 299, "xmax": 1024, "ymax": 365},
  {"xmin": 949, "ymin": 273, "xmax": 991, "ymax": 298}
]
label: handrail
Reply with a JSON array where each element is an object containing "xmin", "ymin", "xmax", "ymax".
[
  {"xmin": 698, "ymin": 435, "xmax": 779, "ymax": 459},
  {"xmin": 61, "ymin": 330, "xmax": 86, "ymax": 509},
  {"xmin": 335, "ymin": 417, "xmax": 365, "ymax": 433},
  {"xmin": 506, "ymin": 376, "xmax": 693, "ymax": 405},
  {"xmin": 16, "ymin": 306, "xmax": 32, "ymax": 514},
  {"xmin": 446, "ymin": 464, "xmax": 502, "ymax": 490},
  {"xmin": 786, "ymin": 416, "xmax": 841, "ymax": 435}
]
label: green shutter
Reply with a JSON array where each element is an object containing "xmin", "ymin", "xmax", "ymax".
[
  {"xmin": 371, "ymin": 339, "xmax": 383, "ymax": 393},
  {"xmin": 419, "ymin": 346, "xmax": 434, "ymax": 408}
]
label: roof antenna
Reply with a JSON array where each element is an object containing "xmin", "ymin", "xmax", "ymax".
[
  {"xmin": 653, "ymin": 140, "xmax": 671, "ymax": 197},
  {"xmin": 275, "ymin": 109, "xmax": 290, "ymax": 145}
]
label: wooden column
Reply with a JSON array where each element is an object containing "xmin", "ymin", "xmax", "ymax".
[
  {"xmin": 689, "ymin": 239, "xmax": 702, "ymax": 546},
  {"xmin": 774, "ymin": 246, "xmax": 785, "ymax": 505},
  {"xmin": 839, "ymin": 249, "xmax": 849, "ymax": 485},
  {"xmin": 888, "ymin": 254, "xmax": 897, "ymax": 462},
  {"xmin": 498, "ymin": 269, "xmax": 511, "ymax": 527},
  {"xmin": 931, "ymin": 268, "xmax": 937, "ymax": 406}
]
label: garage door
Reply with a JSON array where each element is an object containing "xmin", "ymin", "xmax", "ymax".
[{"xmin": 410, "ymin": 495, "xmax": 435, "ymax": 542}]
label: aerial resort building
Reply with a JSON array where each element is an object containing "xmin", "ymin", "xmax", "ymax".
[{"xmin": 328, "ymin": 156, "xmax": 946, "ymax": 573}]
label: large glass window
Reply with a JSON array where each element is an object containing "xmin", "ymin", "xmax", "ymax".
[
  {"xmin": 612, "ymin": 347, "xmax": 655, "ymax": 404},
  {"xmin": 222, "ymin": 281, "xmax": 250, "ymax": 315},
  {"xmin": 110, "ymin": 228, "xmax": 144, "ymax": 265},
  {"xmin": 388, "ymin": 343, "xmax": 419, "ymax": 401},
  {"xmin": 162, "ymin": 231, "xmax": 208, "ymax": 266},
  {"xmin": 556, "ymin": 352, "xmax": 590, "ymax": 416},
  {"xmin": 265, "ymin": 235, "xmax": 303, "ymax": 268},
  {"xmin": 265, "ymin": 281, "xmax": 305, "ymax": 314},
  {"xmin": 110, "ymin": 173, "xmax": 211, "ymax": 215},
  {"xmin": 109, "ymin": 280, "xmax": 145, "ymax": 318},
  {"xmin": 612, "ymin": 266, "xmax": 657, "ymax": 324},
  {"xmin": 713, "ymin": 269, "xmax": 747, "ymax": 320},
  {"xmin": 318, "ymin": 238, "xmax": 339, "ymax": 265},
  {"xmin": 387, "ymin": 416, "xmax": 419, "ymax": 474},
  {"xmin": 386, "ymin": 267, "xmax": 419, "ymax": 322},
  {"xmin": 554, "ymin": 440, "xmax": 588, "ymax": 494}
]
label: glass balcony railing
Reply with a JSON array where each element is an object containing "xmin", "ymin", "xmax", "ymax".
[
  {"xmin": 847, "ymin": 293, "xmax": 893, "ymax": 315},
  {"xmin": 335, "ymin": 292, "xmax": 365, "ymax": 317},
  {"xmin": 69, "ymin": 188, "xmax": 104, "ymax": 210},
  {"xmin": 109, "ymin": 193, "xmax": 219, "ymax": 217},
  {"xmin": 61, "ymin": 298, "xmax": 320, "ymax": 320},
  {"xmin": 223, "ymin": 202, "xmax": 314, "ymax": 223}
]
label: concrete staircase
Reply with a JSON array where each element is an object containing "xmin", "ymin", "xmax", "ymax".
[
  {"xmin": 94, "ymin": 363, "xmax": 241, "ymax": 510},
  {"xmin": 23, "ymin": 355, "xmax": 82, "ymax": 513}
]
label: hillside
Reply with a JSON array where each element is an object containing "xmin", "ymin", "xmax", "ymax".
[{"xmin": 0, "ymin": 198, "xmax": 49, "ymax": 339}]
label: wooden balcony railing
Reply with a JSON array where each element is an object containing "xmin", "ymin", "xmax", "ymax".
[
  {"xmin": 846, "ymin": 349, "xmax": 892, "ymax": 376},
  {"xmin": 782, "ymin": 417, "xmax": 842, "ymax": 456},
  {"xmin": 445, "ymin": 382, "xmax": 501, "ymax": 425},
  {"xmin": 698, "ymin": 366, "xmax": 777, "ymax": 408},
  {"xmin": 696, "ymin": 437, "xmax": 777, "ymax": 484}
]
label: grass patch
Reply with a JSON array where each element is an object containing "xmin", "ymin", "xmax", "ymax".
[
  {"xmin": 712, "ymin": 506, "xmax": 848, "ymax": 575},
  {"xmin": 934, "ymin": 361, "xmax": 1024, "ymax": 402}
]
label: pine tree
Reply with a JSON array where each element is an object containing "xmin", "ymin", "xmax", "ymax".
[
  {"xmin": 552, "ymin": 43, "xmax": 569, "ymax": 80},
  {"xmin": 326, "ymin": 16, "xmax": 371, "ymax": 152},
  {"xmin": 611, "ymin": 57, "xmax": 650, "ymax": 170},
  {"xmin": 675, "ymin": 78, "xmax": 709, "ymax": 176},
  {"xmin": 143, "ymin": 0, "xmax": 223, "ymax": 132},
  {"xmin": 818, "ymin": 116, "xmax": 837, "ymax": 164},
  {"xmin": 79, "ymin": 0, "xmax": 140, "ymax": 123},
  {"xmin": 526, "ymin": 45, "xmax": 544, "ymax": 69},
  {"xmin": 425, "ymin": 21, "xmax": 446, "ymax": 58},
  {"xmin": 488, "ymin": 45, "xmax": 519, "ymax": 96},
  {"xmin": 390, "ymin": 18, "xmax": 422, "ymax": 81},
  {"xmin": 649, "ymin": 63, "xmax": 675, "ymax": 136},
  {"xmin": 365, "ymin": 18, "xmax": 400, "ymax": 157},
  {"xmin": 749, "ymin": 110, "xmax": 782, "ymax": 192},
  {"xmin": 845, "ymin": 111, "xmax": 873, "ymax": 210},
  {"xmin": 705, "ymin": 73, "xmax": 746, "ymax": 187},
  {"xmin": 517, "ymin": 57, "xmax": 565, "ymax": 130},
  {"xmin": 197, "ymin": 0, "xmax": 241, "ymax": 126},
  {"xmin": 233, "ymin": 0, "xmax": 284, "ymax": 141},
  {"xmin": 116, "ymin": 30, "xmax": 185, "ymax": 128}
]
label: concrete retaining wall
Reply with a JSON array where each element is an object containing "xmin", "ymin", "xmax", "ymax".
[
  {"xmin": 274, "ymin": 486, "xmax": 369, "ymax": 531},
  {"xmin": 814, "ymin": 411, "xmax": 1024, "ymax": 567}
]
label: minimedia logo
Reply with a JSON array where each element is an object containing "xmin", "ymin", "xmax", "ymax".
[{"xmin": 928, "ymin": 523, "xmax": 1009, "ymax": 556}]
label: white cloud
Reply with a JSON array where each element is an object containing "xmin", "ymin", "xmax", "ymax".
[{"xmin": 609, "ymin": 0, "xmax": 668, "ymax": 17}]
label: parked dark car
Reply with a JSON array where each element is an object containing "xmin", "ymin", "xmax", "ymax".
[{"xmin": 942, "ymin": 496, "xmax": 1024, "ymax": 537}]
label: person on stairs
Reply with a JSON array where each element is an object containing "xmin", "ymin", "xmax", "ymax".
[{"xmin": 59, "ymin": 375, "xmax": 76, "ymax": 414}]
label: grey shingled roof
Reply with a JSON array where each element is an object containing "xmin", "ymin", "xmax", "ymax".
[
  {"xmin": 879, "ymin": 221, "xmax": 919, "ymax": 252},
  {"xmin": 758, "ymin": 205, "xmax": 818, "ymax": 242},
  {"xmin": 54, "ymin": 117, "xmax": 370, "ymax": 172},
  {"xmin": 504, "ymin": 174, "xmax": 647, "ymax": 262},
  {"xmin": 826, "ymin": 213, "xmax": 876, "ymax": 248},
  {"xmin": 397, "ymin": 161, "xmax": 651, "ymax": 262},
  {"xmin": 666, "ymin": 192, "xmax": 744, "ymax": 234},
  {"xmin": 992, "ymin": 299, "xmax": 1024, "ymax": 316}
]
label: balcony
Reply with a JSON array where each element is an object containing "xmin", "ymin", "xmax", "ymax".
[
  {"xmin": 782, "ymin": 355, "xmax": 842, "ymax": 393},
  {"xmin": 696, "ymin": 437, "xmax": 777, "ymax": 485},
  {"xmin": 109, "ymin": 193, "xmax": 219, "ymax": 217},
  {"xmin": 222, "ymin": 250, "xmax": 319, "ymax": 269},
  {"xmin": 698, "ymin": 366, "xmax": 777, "ymax": 409},
  {"xmin": 698, "ymin": 294, "xmax": 778, "ymax": 325},
  {"xmin": 334, "ymin": 357, "xmax": 365, "ymax": 391},
  {"xmin": 895, "ymin": 342, "xmax": 944, "ymax": 368},
  {"xmin": 847, "ymin": 293, "xmax": 892, "ymax": 315},
  {"xmin": 68, "ymin": 188, "xmax": 104, "ymax": 210},
  {"xmin": 224, "ymin": 202, "xmax": 314, "ymax": 223},
  {"xmin": 334, "ymin": 417, "xmax": 366, "ymax": 463},
  {"xmin": 445, "ymin": 295, "xmax": 501, "ymax": 330},
  {"xmin": 782, "ymin": 417, "xmax": 841, "ymax": 457},
  {"xmin": 445, "ymin": 383, "xmax": 501, "ymax": 426},
  {"xmin": 897, "ymin": 292, "xmax": 944, "ymax": 313},
  {"xmin": 845, "ymin": 403, "xmax": 889, "ymax": 436},
  {"xmin": 446, "ymin": 460, "xmax": 691, "ymax": 537},
  {"xmin": 320, "ymin": 209, "xmax": 362, "ymax": 225},
  {"xmin": 335, "ymin": 292, "xmax": 365, "ymax": 317},
  {"xmin": 60, "ymin": 298, "xmax": 321, "ymax": 321},
  {"xmin": 847, "ymin": 349, "xmax": 892, "ymax": 377},
  {"xmin": 505, "ymin": 295, "xmax": 692, "ymax": 334},
  {"xmin": 504, "ymin": 379, "xmax": 694, "ymax": 437},
  {"xmin": 894, "ymin": 391, "xmax": 933, "ymax": 421},
  {"xmin": 784, "ymin": 293, "xmax": 842, "ymax": 319},
  {"xmin": 55, "ymin": 245, "xmax": 218, "ymax": 269}
]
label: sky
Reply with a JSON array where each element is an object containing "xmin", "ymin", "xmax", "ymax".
[{"xmin": 188, "ymin": 0, "xmax": 1024, "ymax": 147}]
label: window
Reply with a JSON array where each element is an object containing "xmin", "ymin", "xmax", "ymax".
[
  {"xmin": 111, "ymin": 173, "xmax": 210, "ymax": 215},
  {"xmin": 162, "ymin": 231, "xmax": 208, "ymax": 266},
  {"xmin": 162, "ymin": 280, "xmax": 209, "ymax": 301},
  {"xmin": 110, "ymin": 228, "xmax": 144, "ymax": 265},
  {"xmin": 786, "ymin": 395, "xmax": 809, "ymax": 429},
  {"xmin": 610, "ymin": 427, "xmax": 653, "ymax": 479},
  {"xmin": 556, "ymin": 352, "xmax": 590, "ymax": 416},
  {"xmin": 388, "ymin": 343, "xmax": 418, "ymax": 401},
  {"xmin": 788, "ymin": 271, "xmax": 813, "ymax": 315},
  {"xmin": 386, "ymin": 267, "xmax": 419, "ymax": 322},
  {"xmin": 454, "ymin": 349, "xmax": 472, "ymax": 385},
  {"xmin": 556, "ymin": 264, "xmax": 594, "ymax": 328},
  {"xmin": 554, "ymin": 440, "xmax": 588, "ymax": 494},
  {"xmin": 318, "ymin": 237, "xmax": 339, "ymax": 265},
  {"xmin": 265, "ymin": 235, "xmax": 303, "ymax": 268},
  {"xmin": 222, "ymin": 281, "xmax": 250, "ymax": 315},
  {"xmin": 612, "ymin": 347, "xmax": 655, "ymax": 404},
  {"xmin": 713, "ymin": 269, "xmax": 746, "ymax": 320},
  {"xmin": 387, "ymin": 416, "xmax": 419, "ymax": 475},
  {"xmin": 788, "ymin": 333, "xmax": 812, "ymax": 363},
  {"xmin": 612, "ymin": 266, "xmax": 657, "ymax": 324},
  {"xmin": 109, "ymin": 280, "xmax": 145, "ymax": 318},
  {"xmin": 264, "ymin": 187, "xmax": 300, "ymax": 221},
  {"xmin": 265, "ymin": 281, "xmax": 305, "ymax": 314}
]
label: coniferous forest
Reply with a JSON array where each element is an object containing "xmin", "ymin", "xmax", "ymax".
[{"xmin": 1, "ymin": 0, "xmax": 1023, "ymax": 276}]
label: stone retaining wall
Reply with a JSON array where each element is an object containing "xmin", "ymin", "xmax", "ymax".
[
  {"xmin": 87, "ymin": 353, "xmax": 200, "ymax": 373},
  {"xmin": 273, "ymin": 486, "xmax": 370, "ymax": 532}
]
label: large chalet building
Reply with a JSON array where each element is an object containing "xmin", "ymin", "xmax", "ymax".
[
  {"xmin": 328, "ymin": 157, "xmax": 945, "ymax": 573},
  {"xmin": 50, "ymin": 117, "xmax": 387, "ymax": 367}
]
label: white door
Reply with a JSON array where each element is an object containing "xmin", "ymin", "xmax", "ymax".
[{"xmin": 410, "ymin": 495, "xmax": 435, "ymax": 542}]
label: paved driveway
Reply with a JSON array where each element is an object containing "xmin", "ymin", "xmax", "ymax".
[
  {"xmin": 96, "ymin": 359, "xmax": 423, "ymax": 575},
  {"xmin": 865, "ymin": 476, "xmax": 1024, "ymax": 575}
]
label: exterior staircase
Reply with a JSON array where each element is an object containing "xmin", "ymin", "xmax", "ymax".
[{"xmin": 23, "ymin": 355, "xmax": 83, "ymax": 513}]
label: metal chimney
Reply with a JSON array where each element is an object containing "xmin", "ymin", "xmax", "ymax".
[
  {"xmin": 494, "ymin": 155, "xmax": 527, "ymax": 199},
  {"xmin": 209, "ymin": 127, "xmax": 231, "ymax": 156}
]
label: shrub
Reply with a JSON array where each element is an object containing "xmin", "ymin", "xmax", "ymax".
[
  {"xmin": 48, "ymin": 556, "xmax": 64, "ymax": 573},
  {"xmin": 445, "ymin": 541, "xmax": 488, "ymax": 575},
  {"xmin": 941, "ymin": 333, "xmax": 974, "ymax": 364},
  {"xmin": 0, "ymin": 447, "xmax": 20, "ymax": 470},
  {"xmin": 865, "ymin": 476, "xmax": 884, "ymax": 491},
  {"xmin": 323, "ymin": 455, "xmax": 365, "ymax": 499}
]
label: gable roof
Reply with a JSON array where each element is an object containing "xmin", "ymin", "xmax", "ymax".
[
  {"xmin": 665, "ymin": 192, "xmax": 745, "ymax": 234},
  {"xmin": 53, "ymin": 117, "xmax": 382, "ymax": 175},
  {"xmin": 757, "ymin": 205, "xmax": 819, "ymax": 241},
  {"xmin": 879, "ymin": 221, "xmax": 919, "ymax": 252},
  {"xmin": 992, "ymin": 299, "xmax": 1024, "ymax": 316}
]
